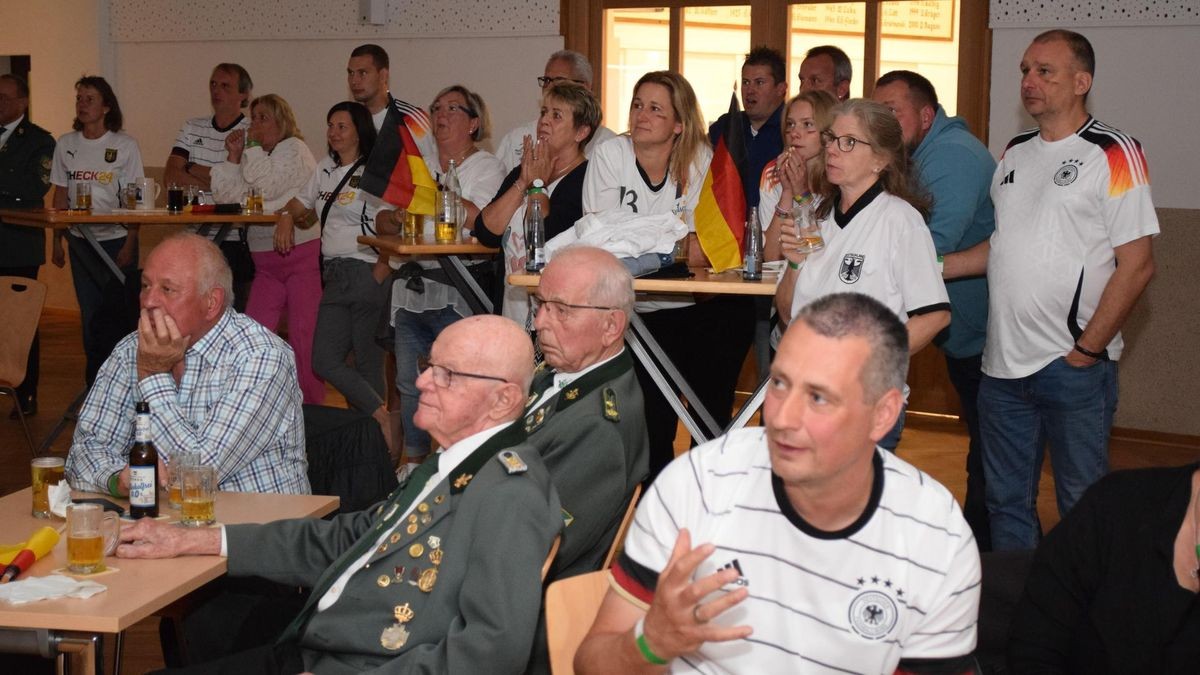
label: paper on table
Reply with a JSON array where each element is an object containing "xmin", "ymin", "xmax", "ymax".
[
  {"xmin": 0, "ymin": 574, "xmax": 107, "ymax": 605},
  {"xmin": 48, "ymin": 481, "xmax": 73, "ymax": 519}
]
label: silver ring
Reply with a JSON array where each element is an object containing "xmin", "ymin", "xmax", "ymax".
[{"xmin": 692, "ymin": 604, "xmax": 707, "ymax": 624}]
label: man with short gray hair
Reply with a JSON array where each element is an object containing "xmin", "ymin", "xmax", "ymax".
[
  {"xmin": 495, "ymin": 50, "xmax": 617, "ymax": 172},
  {"xmin": 799, "ymin": 45, "xmax": 852, "ymax": 101},
  {"xmin": 577, "ymin": 293, "xmax": 979, "ymax": 673},
  {"xmin": 67, "ymin": 233, "xmax": 309, "ymax": 495}
]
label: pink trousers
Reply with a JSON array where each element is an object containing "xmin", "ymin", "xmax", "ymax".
[{"xmin": 245, "ymin": 239, "xmax": 325, "ymax": 404}]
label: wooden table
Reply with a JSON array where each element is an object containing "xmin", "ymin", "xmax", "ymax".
[
  {"xmin": 360, "ymin": 234, "xmax": 499, "ymax": 315},
  {"xmin": 0, "ymin": 208, "xmax": 278, "ymax": 283},
  {"xmin": 510, "ymin": 269, "xmax": 780, "ymax": 443},
  {"xmin": 0, "ymin": 488, "xmax": 338, "ymax": 673}
]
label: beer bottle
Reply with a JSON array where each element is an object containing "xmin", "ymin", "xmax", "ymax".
[{"xmin": 129, "ymin": 401, "xmax": 159, "ymax": 519}]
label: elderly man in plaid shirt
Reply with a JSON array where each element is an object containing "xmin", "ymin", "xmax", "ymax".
[{"xmin": 67, "ymin": 233, "xmax": 310, "ymax": 496}]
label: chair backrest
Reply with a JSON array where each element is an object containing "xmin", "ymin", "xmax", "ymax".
[
  {"xmin": 0, "ymin": 277, "xmax": 47, "ymax": 387},
  {"xmin": 545, "ymin": 570, "xmax": 610, "ymax": 675},
  {"xmin": 541, "ymin": 534, "xmax": 562, "ymax": 582},
  {"xmin": 602, "ymin": 482, "xmax": 642, "ymax": 569}
]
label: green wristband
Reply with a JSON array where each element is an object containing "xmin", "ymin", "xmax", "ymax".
[
  {"xmin": 108, "ymin": 472, "xmax": 123, "ymax": 498},
  {"xmin": 787, "ymin": 260, "xmax": 801, "ymax": 270},
  {"xmin": 636, "ymin": 632, "xmax": 668, "ymax": 666}
]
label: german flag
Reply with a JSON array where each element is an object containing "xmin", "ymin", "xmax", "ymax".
[
  {"xmin": 361, "ymin": 97, "xmax": 438, "ymax": 215},
  {"xmin": 694, "ymin": 91, "xmax": 747, "ymax": 272}
]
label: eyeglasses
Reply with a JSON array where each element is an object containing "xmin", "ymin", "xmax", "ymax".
[
  {"xmin": 537, "ymin": 76, "xmax": 587, "ymax": 88},
  {"xmin": 431, "ymin": 102, "xmax": 477, "ymax": 118},
  {"xmin": 530, "ymin": 294, "xmax": 617, "ymax": 322},
  {"xmin": 820, "ymin": 131, "xmax": 873, "ymax": 153},
  {"xmin": 417, "ymin": 356, "xmax": 508, "ymax": 388}
]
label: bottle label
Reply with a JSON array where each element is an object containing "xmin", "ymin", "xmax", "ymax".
[
  {"xmin": 134, "ymin": 414, "xmax": 151, "ymax": 443},
  {"xmin": 129, "ymin": 466, "xmax": 156, "ymax": 507}
]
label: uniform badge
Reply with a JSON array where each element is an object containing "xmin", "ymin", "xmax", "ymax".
[
  {"xmin": 377, "ymin": 574, "xmax": 392, "ymax": 588},
  {"xmin": 376, "ymin": 543, "xmax": 388, "ymax": 554},
  {"xmin": 433, "ymin": 494, "xmax": 445, "ymax": 505},
  {"xmin": 839, "ymin": 253, "xmax": 865, "ymax": 284},
  {"xmin": 349, "ymin": 175, "xmax": 360, "ymax": 188},
  {"xmin": 408, "ymin": 514, "xmax": 418, "ymax": 524},
  {"xmin": 561, "ymin": 508, "xmax": 575, "ymax": 527},
  {"xmin": 497, "ymin": 450, "xmax": 529, "ymax": 474},
  {"xmin": 390, "ymin": 533, "xmax": 402, "ymax": 544},
  {"xmin": 1054, "ymin": 159, "xmax": 1081, "ymax": 186},
  {"xmin": 104, "ymin": 148, "xmax": 118, "ymax": 163},
  {"xmin": 417, "ymin": 503, "xmax": 430, "ymax": 513},
  {"xmin": 406, "ymin": 523, "xmax": 418, "ymax": 535},
  {"xmin": 417, "ymin": 567, "xmax": 438, "ymax": 592},
  {"xmin": 419, "ymin": 513, "xmax": 432, "ymax": 525},
  {"xmin": 848, "ymin": 589, "xmax": 898, "ymax": 640},
  {"xmin": 453, "ymin": 473, "xmax": 473, "ymax": 489},
  {"xmin": 564, "ymin": 388, "xmax": 579, "ymax": 401},
  {"xmin": 427, "ymin": 535, "xmax": 441, "ymax": 549},
  {"xmin": 379, "ymin": 603, "xmax": 416, "ymax": 651},
  {"xmin": 393, "ymin": 565, "xmax": 406, "ymax": 583},
  {"xmin": 603, "ymin": 388, "xmax": 620, "ymax": 421},
  {"xmin": 409, "ymin": 543, "xmax": 425, "ymax": 558},
  {"xmin": 429, "ymin": 548, "xmax": 443, "ymax": 566}
]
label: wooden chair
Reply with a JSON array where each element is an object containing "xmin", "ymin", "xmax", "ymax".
[
  {"xmin": 545, "ymin": 570, "xmax": 610, "ymax": 675},
  {"xmin": 0, "ymin": 276, "xmax": 47, "ymax": 456},
  {"xmin": 602, "ymin": 483, "xmax": 642, "ymax": 569}
]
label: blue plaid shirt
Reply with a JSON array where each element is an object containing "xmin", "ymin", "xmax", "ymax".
[{"xmin": 67, "ymin": 309, "xmax": 310, "ymax": 494}]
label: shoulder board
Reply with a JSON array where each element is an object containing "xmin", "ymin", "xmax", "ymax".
[
  {"xmin": 603, "ymin": 387, "xmax": 620, "ymax": 422},
  {"xmin": 496, "ymin": 449, "xmax": 529, "ymax": 475}
]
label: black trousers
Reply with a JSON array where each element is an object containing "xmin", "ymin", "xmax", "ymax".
[
  {"xmin": 635, "ymin": 295, "xmax": 757, "ymax": 484},
  {"xmin": 150, "ymin": 640, "xmax": 303, "ymax": 675},
  {"xmin": 0, "ymin": 265, "xmax": 39, "ymax": 402}
]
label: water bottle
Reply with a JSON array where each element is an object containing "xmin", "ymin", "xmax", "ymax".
[
  {"xmin": 743, "ymin": 208, "xmax": 763, "ymax": 280},
  {"xmin": 525, "ymin": 179, "xmax": 547, "ymax": 272},
  {"xmin": 446, "ymin": 158, "xmax": 463, "ymax": 226}
]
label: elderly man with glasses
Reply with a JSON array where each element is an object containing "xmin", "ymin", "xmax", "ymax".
[
  {"xmin": 494, "ymin": 49, "xmax": 617, "ymax": 172},
  {"xmin": 117, "ymin": 314, "xmax": 562, "ymax": 675}
]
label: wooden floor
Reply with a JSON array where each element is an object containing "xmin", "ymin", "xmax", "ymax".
[{"xmin": 2, "ymin": 309, "xmax": 1197, "ymax": 673}]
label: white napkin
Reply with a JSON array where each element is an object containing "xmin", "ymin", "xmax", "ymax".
[
  {"xmin": 0, "ymin": 575, "xmax": 107, "ymax": 605},
  {"xmin": 48, "ymin": 480, "xmax": 74, "ymax": 518}
]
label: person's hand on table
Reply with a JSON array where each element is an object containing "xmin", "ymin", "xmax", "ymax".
[
  {"xmin": 638, "ymin": 529, "xmax": 752, "ymax": 661},
  {"xmin": 117, "ymin": 517, "xmax": 221, "ymax": 559},
  {"xmin": 137, "ymin": 307, "xmax": 188, "ymax": 382},
  {"xmin": 274, "ymin": 211, "xmax": 295, "ymax": 254}
]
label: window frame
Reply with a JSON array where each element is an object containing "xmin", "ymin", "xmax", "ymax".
[{"xmin": 560, "ymin": 0, "xmax": 991, "ymax": 142}]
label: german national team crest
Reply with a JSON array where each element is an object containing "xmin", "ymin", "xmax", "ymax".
[
  {"xmin": 848, "ymin": 589, "xmax": 898, "ymax": 639},
  {"xmin": 839, "ymin": 253, "xmax": 864, "ymax": 284},
  {"xmin": 1054, "ymin": 159, "xmax": 1080, "ymax": 186},
  {"xmin": 104, "ymin": 148, "xmax": 118, "ymax": 163}
]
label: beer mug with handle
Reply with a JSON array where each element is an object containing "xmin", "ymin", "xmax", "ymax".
[{"xmin": 66, "ymin": 503, "xmax": 120, "ymax": 574}]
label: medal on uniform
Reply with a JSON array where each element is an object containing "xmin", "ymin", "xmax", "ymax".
[
  {"xmin": 427, "ymin": 535, "xmax": 441, "ymax": 549},
  {"xmin": 377, "ymin": 574, "xmax": 391, "ymax": 588},
  {"xmin": 390, "ymin": 533, "xmax": 402, "ymax": 544},
  {"xmin": 418, "ymin": 567, "xmax": 438, "ymax": 592},
  {"xmin": 434, "ymin": 494, "xmax": 445, "ymax": 505},
  {"xmin": 417, "ymin": 502, "xmax": 430, "ymax": 513},
  {"xmin": 406, "ymin": 523, "xmax": 418, "ymax": 534},
  {"xmin": 429, "ymin": 548, "xmax": 443, "ymax": 566},
  {"xmin": 564, "ymin": 388, "xmax": 579, "ymax": 400},
  {"xmin": 453, "ymin": 473, "xmax": 473, "ymax": 489},
  {"xmin": 379, "ymin": 603, "xmax": 415, "ymax": 650},
  {"xmin": 419, "ymin": 513, "xmax": 432, "ymax": 525},
  {"xmin": 409, "ymin": 543, "xmax": 425, "ymax": 558}
]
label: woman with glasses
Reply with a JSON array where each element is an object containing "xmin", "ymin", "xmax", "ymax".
[
  {"xmin": 212, "ymin": 93, "xmax": 320, "ymax": 402},
  {"xmin": 279, "ymin": 101, "xmax": 396, "ymax": 446},
  {"xmin": 474, "ymin": 81, "xmax": 600, "ymax": 327},
  {"xmin": 756, "ymin": 89, "xmax": 838, "ymax": 261},
  {"xmin": 582, "ymin": 70, "xmax": 755, "ymax": 481},
  {"xmin": 386, "ymin": 85, "xmax": 506, "ymax": 479},
  {"xmin": 775, "ymin": 99, "xmax": 949, "ymax": 451}
]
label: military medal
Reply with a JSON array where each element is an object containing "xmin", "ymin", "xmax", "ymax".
[
  {"xmin": 393, "ymin": 565, "xmax": 406, "ymax": 583},
  {"xmin": 409, "ymin": 543, "xmax": 425, "ymax": 558},
  {"xmin": 419, "ymin": 513, "xmax": 432, "ymax": 525},
  {"xmin": 429, "ymin": 548, "xmax": 443, "ymax": 566},
  {"xmin": 377, "ymin": 574, "xmax": 391, "ymax": 588},
  {"xmin": 427, "ymin": 535, "xmax": 441, "ymax": 549},
  {"xmin": 434, "ymin": 495, "xmax": 445, "ymax": 505},
  {"xmin": 380, "ymin": 603, "xmax": 415, "ymax": 650},
  {"xmin": 418, "ymin": 567, "xmax": 438, "ymax": 592},
  {"xmin": 417, "ymin": 502, "xmax": 430, "ymax": 513},
  {"xmin": 408, "ymin": 514, "xmax": 418, "ymax": 524},
  {"xmin": 390, "ymin": 533, "xmax": 402, "ymax": 544},
  {"xmin": 407, "ymin": 523, "xmax": 419, "ymax": 534}
]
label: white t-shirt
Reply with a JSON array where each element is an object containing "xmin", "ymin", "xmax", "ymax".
[
  {"xmin": 298, "ymin": 156, "xmax": 387, "ymax": 264},
  {"xmin": 582, "ymin": 135, "xmax": 711, "ymax": 312},
  {"xmin": 390, "ymin": 149, "xmax": 506, "ymax": 318},
  {"xmin": 985, "ymin": 118, "xmax": 1160, "ymax": 378},
  {"xmin": 613, "ymin": 428, "xmax": 980, "ymax": 673},
  {"xmin": 172, "ymin": 114, "xmax": 248, "ymax": 168},
  {"xmin": 495, "ymin": 119, "xmax": 617, "ymax": 173},
  {"xmin": 210, "ymin": 137, "xmax": 318, "ymax": 252},
  {"xmin": 788, "ymin": 189, "xmax": 949, "ymax": 323},
  {"xmin": 50, "ymin": 130, "xmax": 145, "ymax": 241}
]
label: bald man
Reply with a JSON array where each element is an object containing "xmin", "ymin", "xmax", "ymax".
[
  {"xmin": 118, "ymin": 315, "xmax": 562, "ymax": 675},
  {"xmin": 67, "ymin": 233, "xmax": 309, "ymax": 496}
]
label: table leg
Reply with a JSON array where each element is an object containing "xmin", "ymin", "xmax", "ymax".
[
  {"xmin": 195, "ymin": 224, "xmax": 213, "ymax": 239},
  {"xmin": 624, "ymin": 329, "xmax": 708, "ymax": 445},
  {"xmin": 437, "ymin": 256, "xmax": 493, "ymax": 315},
  {"xmin": 77, "ymin": 227, "xmax": 125, "ymax": 285},
  {"xmin": 0, "ymin": 628, "xmax": 102, "ymax": 675},
  {"xmin": 625, "ymin": 313, "xmax": 723, "ymax": 442}
]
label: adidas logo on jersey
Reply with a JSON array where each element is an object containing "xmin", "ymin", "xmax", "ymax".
[
  {"xmin": 718, "ymin": 558, "xmax": 749, "ymax": 586},
  {"xmin": 1000, "ymin": 169, "xmax": 1014, "ymax": 185}
]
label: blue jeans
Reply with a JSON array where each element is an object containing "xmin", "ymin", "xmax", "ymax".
[
  {"xmin": 393, "ymin": 305, "xmax": 463, "ymax": 459},
  {"xmin": 979, "ymin": 357, "xmax": 1118, "ymax": 551}
]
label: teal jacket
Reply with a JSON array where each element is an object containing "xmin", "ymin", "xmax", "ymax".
[{"xmin": 912, "ymin": 107, "xmax": 996, "ymax": 358}]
